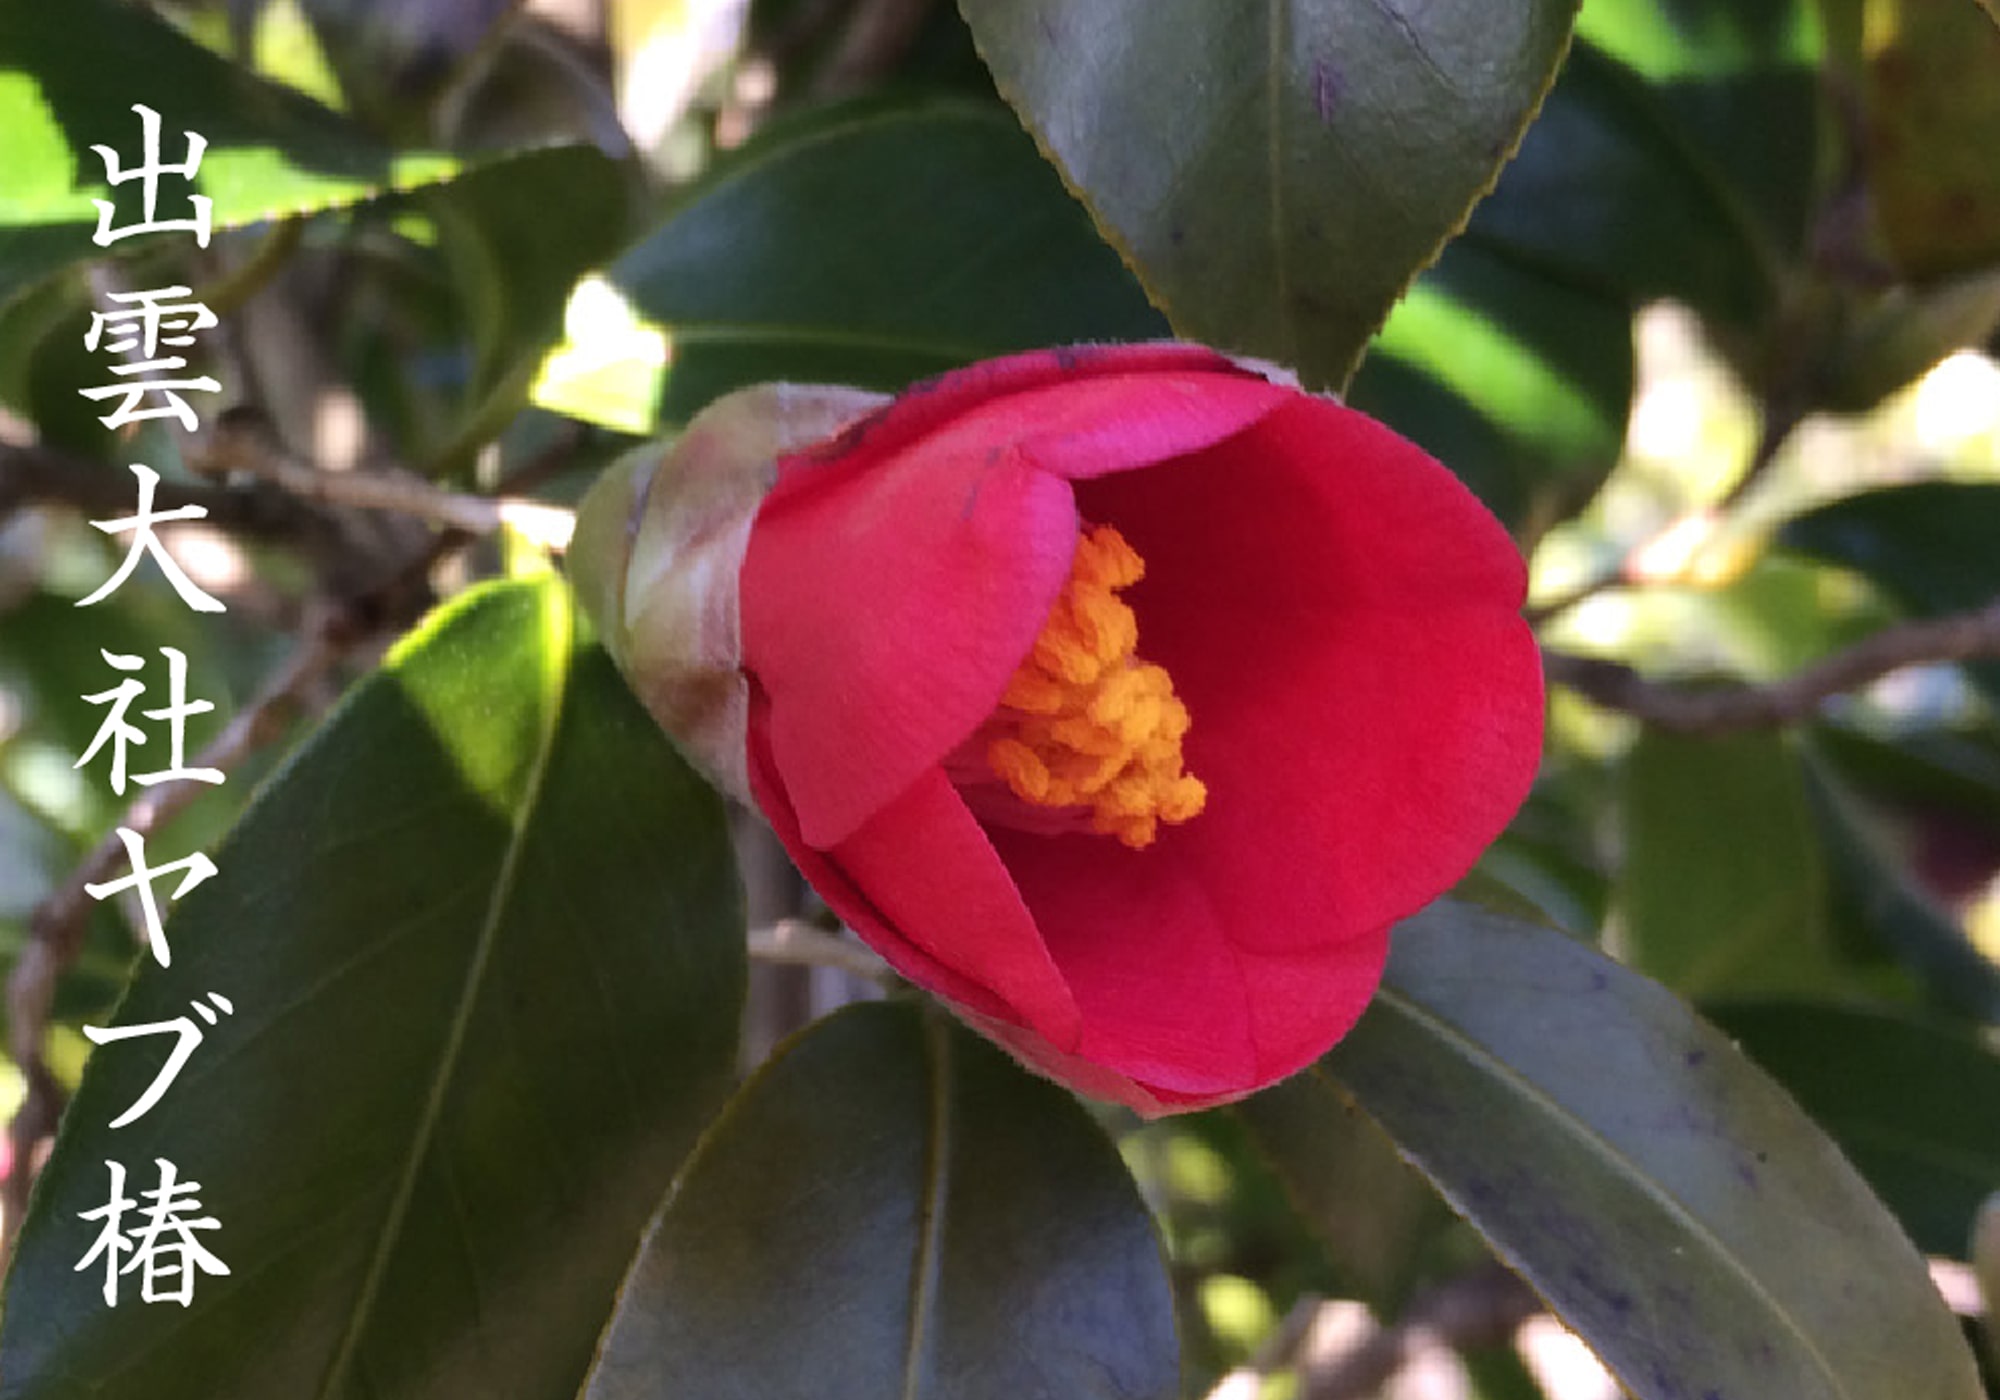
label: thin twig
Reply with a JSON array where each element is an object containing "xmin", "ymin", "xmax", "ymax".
[
  {"xmin": 491, "ymin": 420, "xmax": 591, "ymax": 498},
  {"xmin": 1, "ymin": 614, "xmax": 354, "ymax": 1264},
  {"xmin": 0, "ymin": 439, "xmax": 316, "ymax": 542},
  {"xmin": 204, "ymin": 420, "xmax": 576, "ymax": 552},
  {"xmin": 747, "ymin": 920, "xmax": 895, "ymax": 985},
  {"xmin": 1544, "ymin": 596, "xmax": 2000, "ymax": 734}
]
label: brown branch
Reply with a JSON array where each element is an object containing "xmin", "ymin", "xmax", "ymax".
[
  {"xmin": 1544, "ymin": 596, "xmax": 2000, "ymax": 734},
  {"xmin": 0, "ymin": 439, "xmax": 314, "ymax": 543},
  {"xmin": 0, "ymin": 436, "xmax": 370, "ymax": 614},
  {"xmin": 1, "ymin": 613, "xmax": 355, "ymax": 1264},
  {"xmin": 203, "ymin": 417, "xmax": 575, "ymax": 551}
]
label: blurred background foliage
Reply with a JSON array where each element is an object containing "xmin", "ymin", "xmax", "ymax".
[{"xmin": 1, "ymin": 1, "xmax": 1998, "ymax": 1397}]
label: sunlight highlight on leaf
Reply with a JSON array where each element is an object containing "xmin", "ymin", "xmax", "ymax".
[{"xmin": 532, "ymin": 273, "xmax": 673, "ymax": 434}]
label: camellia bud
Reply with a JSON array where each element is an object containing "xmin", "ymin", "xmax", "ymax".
[{"xmin": 570, "ymin": 383, "xmax": 888, "ymax": 802}]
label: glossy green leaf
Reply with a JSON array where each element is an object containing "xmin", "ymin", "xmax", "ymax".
[
  {"xmin": 1324, "ymin": 900, "xmax": 1983, "ymax": 1400},
  {"xmin": 0, "ymin": 269, "xmax": 122, "ymax": 457},
  {"xmin": 1707, "ymin": 1001, "xmax": 2000, "ymax": 1259},
  {"xmin": 1572, "ymin": 0, "xmax": 1825, "ymax": 262},
  {"xmin": 1781, "ymin": 483, "xmax": 2000, "ymax": 610},
  {"xmin": 425, "ymin": 143, "xmax": 635, "ymax": 464},
  {"xmin": 1811, "ymin": 720, "xmax": 2000, "ymax": 825},
  {"xmin": 1233, "ymin": 1071, "xmax": 1455, "ymax": 1312},
  {"xmin": 585, "ymin": 1001, "xmax": 1178, "ymax": 1400},
  {"xmin": 1465, "ymin": 39, "xmax": 1783, "ymax": 329},
  {"xmin": 1619, "ymin": 728, "xmax": 1838, "ymax": 998},
  {"xmin": 1780, "ymin": 483, "xmax": 2000, "ymax": 703},
  {"xmin": 0, "ymin": 576, "xmax": 745, "ymax": 1399},
  {"xmin": 0, "ymin": 0, "xmax": 455, "ymax": 311},
  {"xmin": 1347, "ymin": 235, "xmax": 1634, "ymax": 535},
  {"xmin": 1358, "ymin": 0, "xmax": 1821, "ymax": 524},
  {"xmin": 958, "ymin": 0, "xmax": 1579, "ymax": 391},
  {"xmin": 1799, "ymin": 748, "xmax": 2000, "ymax": 1020},
  {"xmin": 593, "ymin": 100, "xmax": 1166, "ymax": 429},
  {"xmin": 0, "ymin": 584, "xmax": 229, "ymax": 802}
]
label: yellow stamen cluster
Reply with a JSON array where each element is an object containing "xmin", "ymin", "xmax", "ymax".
[{"xmin": 985, "ymin": 525, "xmax": 1206, "ymax": 849}]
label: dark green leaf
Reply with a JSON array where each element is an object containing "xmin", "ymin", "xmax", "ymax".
[
  {"xmin": 1797, "ymin": 748, "xmax": 2000, "ymax": 1020},
  {"xmin": 1570, "ymin": 0, "xmax": 1824, "ymax": 265},
  {"xmin": 1779, "ymin": 483, "xmax": 2000, "ymax": 702},
  {"xmin": 1234, "ymin": 1073, "xmax": 1455, "ymax": 1313},
  {"xmin": 958, "ymin": 0, "xmax": 1579, "ymax": 391},
  {"xmin": 0, "ymin": 576, "xmax": 745, "ymax": 1400},
  {"xmin": 0, "ymin": 585, "xmax": 228, "ymax": 800},
  {"xmin": 1464, "ymin": 39, "xmax": 1784, "ymax": 328},
  {"xmin": 1781, "ymin": 483, "xmax": 2000, "ymax": 610},
  {"xmin": 584, "ymin": 1001, "xmax": 1178, "ymax": 1400},
  {"xmin": 1324, "ymin": 900, "xmax": 1982, "ymax": 1400},
  {"xmin": 1348, "ymin": 235, "xmax": 1633, "ymax": 536},
  {"xmin": 0, "ymin": 0, "xmax": 457, "ymax": 311},
  {"xmin": 425, "ymin": 143, "xmax": 635, "ymax": 464},
  {"xmin": 605, "ymin": 100, "xmax": 1166, "ymax": 427},
  {"xmin": 1811, "ymin": 721, "xmax": 2000, "ymax": 824},
  {"xmin": 1619, "ymin": 728, "xmax": 1838, "ymax": 998},
  {"xmin": 1707, "ymin": 1001, "xmax": 2000, "ymax": 1258},
  {"xmin": 0, "ymin": 269, "xmax": 120, "ymax": 457}
]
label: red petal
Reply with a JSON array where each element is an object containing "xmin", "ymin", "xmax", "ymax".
[
  {"xmin": 787, "ymin": 342, "xmax": 1266, "ymax": 475},
  {"xmin": 954, "ymin": 1011, "xmax": 1187, "ymax": 1116},
  {"xmin": 1073, "ymin": 394, "xmax": 1544, "ymax": 954},
  {"xmin": 747, "ymin": 698, "xmax": 1083, "ymax": 1049},
  {"xmin": 742, "ymin": 355, "xmax": 1291, "ymax": 849},
  {"xmin": 852, "ymin": 371, "xmax": 1295, "ymax": 487},
  {"xmin": 988, "ymin": 830, "xmax": 1392, "ymax": 1099},
  {"xmin": 744, "ymin": 448, "xmax": 1077, "ymax": 849},
  {"xmin": 988, "ymin": 829, "xmax": 1254, "ymax": 1093},
  {"xmin": 1231, "ymin": 931, "xmax": 1391, "ymax": 1084}
]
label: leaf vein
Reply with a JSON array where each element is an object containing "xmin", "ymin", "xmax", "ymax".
[
  {"xmin": 1351, "ymin": 982, "xmax": 1849, "ymax": 1397},
  {"xmin": 899, "ymin": 1014, "xmax": 954, "ymax": 1400},
  {"xmin": 311, "ymin": 587, "xmax": 573, "ymax": 1400}
]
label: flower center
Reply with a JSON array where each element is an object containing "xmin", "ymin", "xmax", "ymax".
[{"xmin": 980, "ymin": 524, "xmax": 1206, "ymax": 849}]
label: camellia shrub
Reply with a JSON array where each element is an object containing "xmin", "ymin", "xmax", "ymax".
[{"xmin": 0, "ymin": 3, "xmax": 1996, "ymax": 1400}]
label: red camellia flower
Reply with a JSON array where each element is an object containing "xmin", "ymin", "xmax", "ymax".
[{"xmin": 572, "ymin": 343, "xmax": 1543, "ymax": 1114}]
